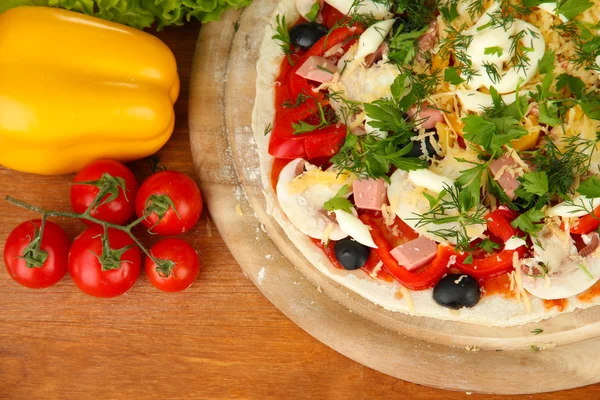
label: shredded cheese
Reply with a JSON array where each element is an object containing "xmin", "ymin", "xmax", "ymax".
[
  {"xmin": 380, "ymin": 204, "xmax": 396, "ymax": 226},
  {"xmin": 399, "ymin": 286, "xmax": 415, "ymax": 313},
  {"xmin": 370, "ymin": 261, "xmax": 384, "ymax": 279},
  {"xmin": 513, "ymin": 251, "xmax": 532, "ymax": 313},
  {"xmin": 321, "ymin": 223, "xmax": 334, "ymax": 245},
  {"xmin": 288, "ymin": 169, "xmax": 352, "ymax": 194},
  {"xmin": 235, "ymin": 204, "xmax": 244, "ymax": 216}
]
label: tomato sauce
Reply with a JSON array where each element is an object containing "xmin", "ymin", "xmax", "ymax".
[
  {"xmin": 270, "ymin": 158, "xmax": 290, "ymax": 191},
  {"xmin": 543, "ymin": 299, "xmax": 568, "ymax": 311},
  {"xmin": 311, "ymin": 238, "xmax": 394, "ymax": 282},
  {"xmin": 481, "ymin": 273, "xmax": 516, "ymax": 299},
  {"xmin": 577, "ymin": 281, "xmax": 600, "ymax": 302}
]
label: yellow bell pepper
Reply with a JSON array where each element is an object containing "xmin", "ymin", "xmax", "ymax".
[{"xmin": 0, "ymin": 7, "xmax": 179, "ymax": 175}]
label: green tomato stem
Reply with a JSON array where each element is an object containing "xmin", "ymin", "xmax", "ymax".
[{"xmin": 5, "ymin": 195, "xmax": 161, "ymax": 266}]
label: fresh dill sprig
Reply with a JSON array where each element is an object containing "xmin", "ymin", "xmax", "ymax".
[
  {"xmin": 482, "ymin": 61, "xmax": 502, "ymax": 84},
  {"xmin": 325, "ymin": 90, "xmax": 362, "ymax": 125},
  {"xmin": 413, "ymin": 183, "xmax": 487, "ymax": 251},
  {"xmin": 439, "ymin": 25, "xmax": 478, "ymax": 82}
]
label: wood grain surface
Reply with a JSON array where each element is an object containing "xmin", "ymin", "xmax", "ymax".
[{"xmin": 0, "ymin": 18, "xmax": 598, "ymax": 400}]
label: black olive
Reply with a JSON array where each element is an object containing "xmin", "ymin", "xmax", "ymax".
[
  {"xmin": 433, "ymin": 274, "xmax": 481, "ymax": 309},
  {"xmin": 334, "ymin": 238, "xmax": 370, "ymax": 270},
  {"xmin": 290, "ymin": 23, "xmax": 328, "ymax": 51},
  {"xmin": 406, "ymin": 132, "xmax": 439, "ymax": 158}
]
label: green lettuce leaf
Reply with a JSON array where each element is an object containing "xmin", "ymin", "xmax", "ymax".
[{"xmin": 0, "ymin": 0, "xmax": 252, "ymax": 29}]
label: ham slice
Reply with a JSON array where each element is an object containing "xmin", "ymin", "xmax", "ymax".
[
  {"xmin": 489, "ymin": 154, "xmax": 522, "ymax": 199},
  {"xmin": 407, "ymin": 104, "xmax": 444, "ymax": 130},
  {"xmin": 295, "ymin": 56, "xmax": 337, "ymax": 83},
  {"xmin": 353, "ymin": 178, "xmax": 386, "ymax": 211},
  {"xmin": 390, "ymin": 237, "xmax": 438, "ymax": 271}
]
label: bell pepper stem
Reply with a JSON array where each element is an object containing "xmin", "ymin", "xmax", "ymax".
[{"xmin": 5, "ymin": 195, "xmax": 162, "ymax": 266}]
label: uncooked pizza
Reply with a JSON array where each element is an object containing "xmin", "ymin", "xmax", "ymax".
[{"xmin": 252, "ymin": 0, "xmax": 600, "ymax": 326}]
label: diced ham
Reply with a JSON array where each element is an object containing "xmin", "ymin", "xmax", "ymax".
[
  {"xmin": 489, "ymin": 154, "xmax": 522, "ymax": 200},
  {"xmin": 295, "ymin": 56, "xmax": 337, "ymax": 83},
  {"xmin": 364, "ymin": 43, "xmax": 388, "ymax": 68},
  {"xmin": 416, "ymin": 21, "xmax": 438, "ymax": 63},
  {"xmin": 528, "ymin": 105, "xmax": 539, "ymax": 117},
  {"xmin": 390, "ymin": 237, "xmax": 438, "ymax": 271},
  {"xmin": 353, "ymin": 178, "xmax": 386, "ymax": 211},
  {"xmin": 407, "ymin": 104, "xmax": 444, "ymax": 130},
  {"xmin": 418, "ymin": 21, "xmax": 438, "ymax": 53}
]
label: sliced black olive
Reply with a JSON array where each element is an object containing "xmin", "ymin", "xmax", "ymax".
[
  {"xmin": 406, "ymin": 132, "xmax": 439, "ymax": 158},
  {"xmin": 290, "ymin": 22, "xmax": 328, "ymax": 51},
  {"xmin": 334, "ymin": 238, "xmax": 370, "ymax": 270},
  {"xmin": 433, "ymin": 274, "xmax": 481, "ymax": 309}
]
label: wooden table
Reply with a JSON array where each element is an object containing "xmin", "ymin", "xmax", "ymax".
[{"xmin": 0, "ymin": 20, "xmax": 598, "ymax": 400}]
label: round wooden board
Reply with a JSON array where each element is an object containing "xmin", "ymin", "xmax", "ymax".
[{"xmin": 188, "ymin": 1, "xmax": 600, "ymax": 394}]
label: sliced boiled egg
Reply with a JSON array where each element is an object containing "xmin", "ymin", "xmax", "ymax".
[
  {"xmin": 355, "ymin": 19, "xmax": 395, "ymax": 60},
  {"xmin": 387, "ymin": 169, "xmax": 486, "ymax": 245},
  {"xmin": 277, "ymin": 158, "xmax": 348, "ymax": 241},
  {"xmin": 334, "ymin": 209, "xmax": 377, "ymax": 248},
  {"xmin": 465, "ymin": 20, "xmax": 545, "ymax": 94},
  {"xmin": 408, "ymin": 169, "xmax": 454, "ymax": 194},
  {"xmin": 537, "ymin": 2, "xmax": 568, "ymax": 23},
  {"xmin": 521, "ymin": 223, "xmax": 600, "ymax": 299},
  {"xmin": 547, "ymin": 196, "xmax": 600, "ymax": 218},
  {"xmin": 505, "ymin": 236, "xmax": 527, "ymax": 250},
  {"xmin": 324, "ymin": 0, "xmax": 390, "ymax": 20},
  {"xmin": 456, "ymin": 90, "xmax": 518, "ymax": 113},
  {"xmin": 295, "ymin": 0, "xmax": 319, "ymax": 20}
]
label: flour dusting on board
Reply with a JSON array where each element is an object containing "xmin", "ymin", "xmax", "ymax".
[{"xmin": 257, "ymin": 267, "xmax": 266, "ymax": 285}]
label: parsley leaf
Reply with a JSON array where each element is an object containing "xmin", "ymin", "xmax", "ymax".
[
  {"xmin": 323, "ymin": 185, "xmax": 353, "ymax": 213},
  {"xmin": 539, "ymin": 101, "xmax": 561, "ymax": 126},
  {"xmin": 580, "ymin": 92, "xmax": 600, "ymax": 120},
  {"xmin": 444, "ymin": 66, "xmax": 466, "ymax": 85},
  {"xmin": 439, "ymin": 0, "xmax": 459, "ymax": 22},
  {"xmin": 462, "ymin": 115, "xmax": 527, "ymax": 154},
  {"xmin": 462, "ymin": 116, "xmax": 496, "ymax": 149},
  {"xmin": 388, "ymin": 26, "xmax": 427, "ymax": 66},
  {"xmin": 520, "ymin": 171, "xmax": 549, "ymax": 196},
  {"xmin": 557, "ymin": 0, "xmax": 593, "ymax": 20},
  {"xmin": 484, "ymin": 46, "xmax": 504, "ymax": 57},
  {"xmin": 305, "ymin": 2, "xmax": 320, "ymax": 22},
  {"xmin": 479, "ymin": 238, "xmax": 501, "ymax": 253},
  {"xmin": 538, "ymin": 49, "xmax": 555, "ymax": 74},
  {"xmin": 577, "ymin": 176, "xmax": 600, "ymax": 198},
  {"xmin": 511, "ymin": 208, "xmax": 545, "ymax": 235},
  {"xmin": 556, "ymin": 73, "xmax": 585, "ymax": 97}
]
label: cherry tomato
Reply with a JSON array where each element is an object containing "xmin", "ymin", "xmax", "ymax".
[
  {"xmin": 70, "ymin": 160, "xmax": 138, "ymax": 226},
  {"xmin": 135, "ymin": 171, "xmax": 202, "ymax": 236},
  {"xmin": 145, "ymin": 238, "xmax": 201, "ymax": 292},
  {"xmin": 68, "ymin": 226, "xmax": 141, "ymax": 298},
  {"xmin": 4, "ymin": 220, "xmax": 69, "ymax": 289}
]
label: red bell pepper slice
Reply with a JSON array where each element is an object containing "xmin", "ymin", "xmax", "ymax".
[
  {"xmin": 454, "ymin": 246, "xmax": 526, "ymax": 281},
  {"xmin": 359, "ymin": 213, "xmax": 454, "ymax": 290},
  {"xmin": 485, "ymin": 208, "xmax": 518, "ymax": 242},
  {"xmin": 570, "ymin": 206, "xmax": 600, "ymax": 235},
  {"xmin": 268, "ymin": 101, "xmax": 347, "ymax": 159},
  {"xmin": 321, "ymin": 3, "xmax": 350, "ymax": 29}
]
